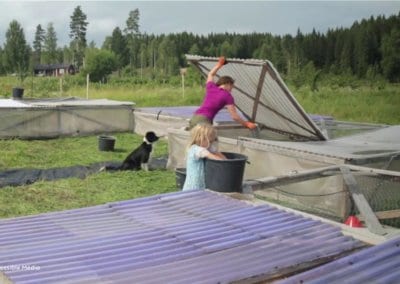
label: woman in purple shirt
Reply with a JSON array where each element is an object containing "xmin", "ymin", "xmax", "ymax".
[{"xmin": 189, "ymin": 57, "xmax": 257, "ymax": 130}]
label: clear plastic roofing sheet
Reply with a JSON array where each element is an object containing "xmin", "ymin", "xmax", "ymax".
[
  {"xmin": 186, "ymin": 55, "xmax": 327, "ymax": 141},
  {"xmin": 0, "ymin": 190, "xmax": 363, "ymax": 283}
]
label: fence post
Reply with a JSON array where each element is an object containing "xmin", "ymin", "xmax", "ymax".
[
  {"xmin": 86, "ymin": 74, "xmax": 89, "ymax": 99},
  {"xmin": 180, "ymin": 68, "xmax": 187, "ymax": 98},
  {"xmin": 59, "ymin": 77, "xmax": 63, "ymax": 97}
]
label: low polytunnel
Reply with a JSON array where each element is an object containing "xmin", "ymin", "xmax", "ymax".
[
  {"xmin": 0, "ymin": 98, "xmax": 135, "ymax": 139},
  {"xmin": 186, "ymin": 54, "xmax": 327, "ymax": 141}
]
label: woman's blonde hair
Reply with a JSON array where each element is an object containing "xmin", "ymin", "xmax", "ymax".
[{"xmin": 188, "ymin": 123, "xmax": 217, "ymax": 149}]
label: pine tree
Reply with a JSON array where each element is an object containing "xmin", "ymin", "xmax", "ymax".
[
  {"xmin": 188, "ymin": 43, "xmax": 201, "ymax": 55},
  {"xmin": 0, "ymin": 47, "xmax": 5, "ymax": 75},
  {"xmin": 110, "ymin": 27, "xmax": 128, "ymax": 74},
  {"xmin": 33, "ymin": 24, "xmax": 45, "ymax": 65},
  {"xmin": 381, "ymin": 28, "xmax": 400, "ymax": 82},
  {"xmin": 325, "ymin": 29, "xmax": 337, "ymax": 70},
  {"xmin": 43, "ymin": 22, "xmax": 58, "ymax": 64},
  {"xmin": 220, "ymin": 40, "xmax": 234, "ymax": 57},
  {"xmin": 139, "ymin": 43, "xmax": 147, "ymax": 79},
  {"xmin": 125, "ymin": 9, "xmax": 140, "ymax": 35},
  {"xmin": 69, "ymin": 5, "xmax": 88, "ymax": 69},
  {"xmin": 124, "ymin": 9, "xmax": 140, "ymax": 71},
  {"xmin": 158, "ymin": 36, "xmax": 179, "ymax": 76},
  {"xmin": 4, "ymin": 20, "xmax": 30, "ymax": 85}
]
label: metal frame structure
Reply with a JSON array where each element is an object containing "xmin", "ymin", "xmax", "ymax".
[{"xmin": 186, "ymin": 55, "xmax": 327, "ymax": 141}]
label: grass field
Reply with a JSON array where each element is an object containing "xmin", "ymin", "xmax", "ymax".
[
  {"xmin": 0, "ymin": 133, "xmax": 177, "ymax": 218},
  {"xmin": 2, "ymin": 75, "xmax": 399, "ymax": 124},
  {"xmin": 64, "ymin": 83, "xmax": 400, "ymax": 125},
  {"xmin": 294, "ymin": 85, "xmax": 400, "ymax": 125},
  {"xmin": 0, "ymin": 75, "xmax": 399, "ymax": 218}
]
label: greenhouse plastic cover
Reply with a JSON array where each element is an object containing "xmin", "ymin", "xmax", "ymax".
[
  {"xmin": 0, "ymin": 190, "xmax": 364, "ymax": 283},
  {"xmin": 0, "ymin": 97, "xmax": 134, "ymax": 139},
  {"xmin": 186, "ymin": 55, "xmax": 327, "ymax": 141}
]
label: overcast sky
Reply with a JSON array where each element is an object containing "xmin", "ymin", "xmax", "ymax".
[{"xmin": 0, "ymin": 1, "xmax": 399, "ymax": 48}]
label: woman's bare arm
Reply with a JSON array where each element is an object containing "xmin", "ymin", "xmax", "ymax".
[{"xmin": 207, "ymin": 57, "xmax": 226, "ymax": 83}]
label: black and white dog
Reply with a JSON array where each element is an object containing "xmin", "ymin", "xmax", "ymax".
[
  {"xmin": 99, "ymin": 131, "xmax": 160, "ymax": 172},
  {"xmin": 119, "ymin": 131, "xmax": 160, "ymax": 171}
]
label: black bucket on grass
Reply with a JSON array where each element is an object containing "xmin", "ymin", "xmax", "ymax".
[
  {"xmin": 12, "ymin": 87, "xmax": 24, "ymax": 100},
  {"xmin": 98, "ymin": 135, "xmax": 116, "ymax": 151},
  {"xmin": 205, "ymin": 152, "xmax": 248, "ymax": 193},
  {"xmin": 175, "ymin": 168, "xmax": 186, "ymax": 190}
]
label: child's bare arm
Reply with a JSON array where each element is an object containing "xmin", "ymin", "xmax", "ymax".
[
  {"xmin": 214, "ymin": 152, "xmax": 226, "ymax": 159},
  {"xmin": 206, "ymin": 152, "xmax": 226, "ymax": 160}
]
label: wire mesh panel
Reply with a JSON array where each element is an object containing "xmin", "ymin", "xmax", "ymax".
[
  {"xmin": 0, "ymin": 98, "xmax": 134, "ymax": 139},
  {"xmin": 251, "ymin": 165, "xmax": 400, "ymax": 231},
  {"xmin": 353, "ymin": 174, "xmax": 400, "ymax": 228},
  {"xmin": 254, "ymin": 175, "xmax": 350, "ymax": 222}
]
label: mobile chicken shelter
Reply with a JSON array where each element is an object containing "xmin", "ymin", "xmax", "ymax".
[
  {"xmin": 166, "ymin": 55, "xmax": 400, "ymax": 224},
  {"xmin": 0, "ymin": 98, "xmax": 134, "ymax": 139}
]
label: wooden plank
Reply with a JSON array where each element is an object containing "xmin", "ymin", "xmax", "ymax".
[
  {"xmin": 340, "ymin": 167, "xmax": 387, "ymax": 235},
  {"xmin": 358, "ymin": 209, "xmax": 400, "ymax": 220},
  {"xmin": 251, "ymin": 64, "xmax": 268, "ymax": 121},
  {"xmin": 346, "ymin": 164, "xmax": 400, "ymax": 177},
  {"xmin": 243, "ymin": 165, "xmax": 341, "ymax": 191}
]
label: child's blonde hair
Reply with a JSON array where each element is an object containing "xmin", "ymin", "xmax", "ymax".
[{"xmin": 188, "ymin": 123, "xmax": 217, "ymax": 149}]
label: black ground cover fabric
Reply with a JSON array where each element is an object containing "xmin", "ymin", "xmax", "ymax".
[{"xmin": 0, "ymin": 157, "xmax": 167, "ymax": 188}]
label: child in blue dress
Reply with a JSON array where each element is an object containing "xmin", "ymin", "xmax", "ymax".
[{"xmin": 182, "ymin": 124, "xmax": 226, "ymax": 191}]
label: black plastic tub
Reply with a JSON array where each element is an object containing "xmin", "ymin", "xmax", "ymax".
[
  {"xmin": 12, "ymin": 87, "xmax": 24, "ymax": 100},
  {"xmin": 175, "ymin": 168, "xmax": 186, "ymax": 190},
  {"xmin": 98, "ymin": 135, "xmax": 116, "ymax": 151},
  {"xmin": 205, "ymin": 152, "xmax": 248, "ymax": 193}
]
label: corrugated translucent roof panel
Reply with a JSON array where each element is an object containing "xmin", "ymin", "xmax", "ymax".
[
  {"xmin": 136, "ymin": 106, "xmax": 333, "ymax": 124},
  {"xmin": 186, "ymin": 55, "xmax": 327, "ymax": 141},
  {"xmin": 0, "ymin": 191, "xmax": 363, "ymax": 283},
  {"xmin": 277, "ymin": 236, "xmax": 400, "ymax": 284},
  {"xmin": 135, "ymin": 106, "xmax": 244, "ymax": 123}
]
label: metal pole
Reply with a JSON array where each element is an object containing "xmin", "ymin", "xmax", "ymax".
[
  {"xmin": 180, "ymin": 68, "xmax": 187, "ymax": 98},
  {"xmin": 60, "ymin": 77, "xmax": 63, "ymax": 97},
  {"xmin": 86, "ymin": 74, "xmax": 89, "ymax": 99},
  {"xmin": 182, "ymin": 73, "xmax": 185, "ymax": 98}
]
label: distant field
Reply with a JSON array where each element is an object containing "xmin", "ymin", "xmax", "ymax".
[
  {"xmin": 84, "ymin": 84, "xmax": 399, "ymax": 125},
  {"xmin": 1, "ymin": 75, "xmax": 398, "ymax": 125},
  {"xmin": 294, "ymin": 85, "xmax": 400, "ymax": 125}
]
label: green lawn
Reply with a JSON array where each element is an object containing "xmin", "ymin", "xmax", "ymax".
[{"xmin": 0, "ymin": 133, "xmax": 177, "ymax": 218}]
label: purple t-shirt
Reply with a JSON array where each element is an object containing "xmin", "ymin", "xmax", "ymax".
[{"xmin": 194, "ymin": 81, "xmax": 235, "ymax": 121}]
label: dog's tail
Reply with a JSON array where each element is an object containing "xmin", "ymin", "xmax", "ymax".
[{"xmin": 98, "ymin": 162, "xmax": 124, "ymax": 172}]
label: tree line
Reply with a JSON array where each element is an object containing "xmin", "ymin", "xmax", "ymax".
[{"xmin": 0, "ymin": 6, "xmax": 399, "ymax": 84}]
